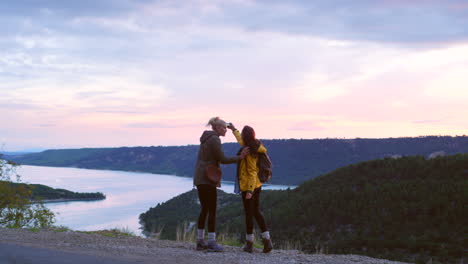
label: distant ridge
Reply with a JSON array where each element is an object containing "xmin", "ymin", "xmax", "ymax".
[{"xmin": 9, "ymin": 135, "xmax": 468, "ymax": 185}]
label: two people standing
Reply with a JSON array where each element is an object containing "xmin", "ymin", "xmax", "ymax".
[
  {"xmin": 193, "ymin": 117, "xmax": 249, "ymax": 251},
  {"xmin": 193, "ymin": 117, "xmax": 273, "ymax": 253}
]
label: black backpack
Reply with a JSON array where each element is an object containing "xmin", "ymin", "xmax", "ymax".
[{"xmin": 256, "ymin": 152, "xmax": 272, "ymax": 183}]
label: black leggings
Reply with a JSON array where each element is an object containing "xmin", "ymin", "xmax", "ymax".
[
  {"xmin": 242, "ymin": 187, "xmax": 268, "ymax": 235},
  {"xmin": 197, "ymin": 184, "xmax": 217, "ymax": 232}
]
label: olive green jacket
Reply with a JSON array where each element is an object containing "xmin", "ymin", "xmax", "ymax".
[{"xmin": 193, "ymin": 130, "xmax": 240, "ymax": 187}]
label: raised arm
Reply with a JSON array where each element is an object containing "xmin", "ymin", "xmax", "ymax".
[
  {"xmin": 228, "ymin": 123, "xmax": 244, "ymax": 146},
  {"xmin": 233, "ymin": 129, "xmax": 244, "ymax": 146}
]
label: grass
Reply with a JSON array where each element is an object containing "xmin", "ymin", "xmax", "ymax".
[
  {"xmin": 79, "ymin": 227, "xmax": 136, "ymax": 238},
  {"xmin": 172, "ymin": 221, "xmax": 289, "ymax": 250},
  {"xmin": 24, "ymin": 225, "xmax": 138, "ymax": 238},
  {"xmin": 50, "ymin": 225, "xmax": 72, "ymax": 232},
  {"xmin": 27, "ymin": 227, "xmax": 41, "ymax": 232},
  {"xmin": 26, "ymin": 225, "xmax": 71, "ymax": 233},
  {"xmin": 174, "ymin": 221, "xmax": 243, "ymax": 245}
]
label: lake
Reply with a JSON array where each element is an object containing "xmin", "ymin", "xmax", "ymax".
[{"xmin": 16, "ymin": 165, "xmax": 293, "ymax": 236}]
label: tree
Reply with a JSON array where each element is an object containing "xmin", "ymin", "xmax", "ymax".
[{"xmin": 0, "ymin": 155, "xmax": 55, "ymax": 228}]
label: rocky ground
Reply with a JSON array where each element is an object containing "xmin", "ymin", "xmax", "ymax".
[{"xmin": 0, "ymin": 228, "xmax": 412, "ymax": 264}]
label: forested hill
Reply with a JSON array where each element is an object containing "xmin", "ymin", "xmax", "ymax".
[
  {"xmin": 140, "ymin": 154, "xmax": 468, "ymax": 264},
  {"xmin": 1, "ymin": 181, "xmax": 106, "ymax": 202},
  {"xmin": 9, "ymin": 135, "xmax": 468, "ymax": 185}
]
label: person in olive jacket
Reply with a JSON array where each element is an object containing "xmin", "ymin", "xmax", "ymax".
[
  {"xmin": 194, "ymin": 117, "xmax": 249, "ymax": 252},
  {"xmin": 229, "ymin": 123, "xmax": 273, "ymax": 254}
]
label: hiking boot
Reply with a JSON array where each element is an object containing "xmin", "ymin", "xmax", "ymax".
[
  {"xmin": 207, "ymin": 240, "xmax": 224, "ymax": 252},
  {"xmin": 243, "ymin": 241, "xmax": 253, "ymax": 253},
  {"xmin": 196, "ymin": 239, "xmax": 208, "ymax": 251},
  {"xmin": 262, "ymin": 238, "xmax": 273, "ymax": 253}
]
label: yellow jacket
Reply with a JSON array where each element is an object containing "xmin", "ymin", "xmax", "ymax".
[{"xmin": 233, "ymin": 130, "xmax": 266, "ymax": 193}]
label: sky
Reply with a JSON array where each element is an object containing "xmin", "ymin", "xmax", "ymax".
[{"xmin": 1, "ymin": 0, "xmax": 468, "ymax": 151}]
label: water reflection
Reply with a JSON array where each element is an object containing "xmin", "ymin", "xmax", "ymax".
[{"xmin": 17, "ymin": 165, "xmax": 293, "ymax": 236}]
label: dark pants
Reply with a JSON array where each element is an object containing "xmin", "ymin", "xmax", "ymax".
[
  {"xmin": 197, "ymin": 184, "xmax": 217, "ymax": 233},
  {"xmin": 242, "ymin": 187, "xmax": 268, "ymax": 235}
]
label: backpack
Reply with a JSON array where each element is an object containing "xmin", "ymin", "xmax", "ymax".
[{"xmin": 256, "ymin": 152, "xmax": 272, "ymax": 183}]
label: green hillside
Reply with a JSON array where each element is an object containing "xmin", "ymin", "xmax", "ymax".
[{"xmin": 140, "ymin": 154, "xmax": 468, "ymax": 264}]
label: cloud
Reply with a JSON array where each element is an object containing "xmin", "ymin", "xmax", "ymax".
[
  {"xmin": 423, "ymin": 67, "xmax": 468, "ymax": 102},
  {"xmin": 1, "ymin": 0, "xmax": 468, "ymax": 150},
  {"xmin": 72, "ymin": 16, "xmax": 150, "ymax": 33},
  {"xmin": 248, "ymin": 0, "xmax": 468, "ymax": 45},
  {"xmin": 36, "ymin": 124, "xmax": 56, "ymax": 127},
  {"xmin": 288, "ymin": 123, "xmax": 324, "ymax": 131},
  {"xmin": 413, "ymin": 120, "xmax": 441, "ymax": 124},
  {"xmin": 0, "ymin": 100, "xmax": 45, "ymax": 110},
  {"xmin": 0, "ymin": 0, "xmax": 138, "ymax": 17},
  {"xmin": 124, "ymin": 122, "xmax": 199, "ymax": 129},
  {"xmin": 3, "ymin": 0, "xmax": 467, "ymax": 48},
  {"xmin": 294, "ymin": 73, "xmax": 350, "ymax": 102}
]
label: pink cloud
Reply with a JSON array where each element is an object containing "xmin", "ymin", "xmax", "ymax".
[{"xmin": 288, "ymin": 123, "xmax": 324, "ymax": 131}]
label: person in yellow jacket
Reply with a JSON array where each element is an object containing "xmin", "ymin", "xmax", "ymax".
[{"xmin": 229, "ymin": 123, "xmax": 273, "ymax": 253}]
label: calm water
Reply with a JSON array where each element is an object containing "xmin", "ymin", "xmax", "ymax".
[{"xmin": 16, "ymin": 165, "xmax": 292, "ymax": 236}]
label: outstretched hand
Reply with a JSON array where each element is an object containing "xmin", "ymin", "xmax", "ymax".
[
  {"xmin": 227, "ymin": 123, "xmax": 236, "ymax": 131},
  {"xmin": 239, "ymin": 147, "xmax": 250, "ymax": 159}
]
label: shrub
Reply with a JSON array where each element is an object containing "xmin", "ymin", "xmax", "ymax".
[{"xmin": 0, "ymin": 156, "xmax": 55, "ymax": 228}]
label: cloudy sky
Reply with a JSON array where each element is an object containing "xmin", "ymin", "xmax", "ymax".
[{"xmin": 1, "ymin": 0, "xmax": 468, "ymax": 151}]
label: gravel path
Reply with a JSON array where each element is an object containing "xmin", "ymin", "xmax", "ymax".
[{"xmin": 0, "ymin": 228, "xmax": 412, "ymax": 264}]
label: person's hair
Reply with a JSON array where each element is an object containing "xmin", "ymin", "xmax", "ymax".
[
  {"xmin": 241, "ymin": 125, "xmax": 260, "ymax": 156},
  {"xmin": 206, "ymin": 117, "xmax": 226, "ymax": 130}
]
